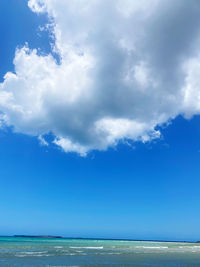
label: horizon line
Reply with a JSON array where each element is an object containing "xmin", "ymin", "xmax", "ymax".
[{"xmin": 0, "ymin": 235, "xmax": 199, "ymax": 243}]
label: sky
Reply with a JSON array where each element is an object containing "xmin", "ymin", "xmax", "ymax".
[{"xmin": 1, "ymin": 0, "xmax": 200, "ymax": 241}]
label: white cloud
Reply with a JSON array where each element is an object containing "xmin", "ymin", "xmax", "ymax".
[{"xmin": 1, "ymin": 0, "xmax": 200, "ymax": 155}]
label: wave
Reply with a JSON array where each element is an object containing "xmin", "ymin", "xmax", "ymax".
[
  {"xmin": 15, "ymin": 251, "xmax": 49, "ymax": 257},
  {"xmin": 16, "ymin": 254, "xmax": 49, "ymax": 257},
  {"xmin": 178, "ymin": 246, "xmax": 200, "ymax": 249}
]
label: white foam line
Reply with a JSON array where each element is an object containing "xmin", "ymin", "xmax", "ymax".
[
  {"xmin": 70, "ymin": 246, "xmax": 103, "ymax": 249},
  {"xmin": 136, "ymin": 246, "xmax": 168, "ymax": 249},
  {"xmin": 18, "ymin": 251, "xmax": 48, "ymax": 254}
]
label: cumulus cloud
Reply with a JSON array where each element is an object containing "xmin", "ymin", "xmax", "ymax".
[{"xmin": 1, "ymin": 0, "xmax": 200, "ymax": 155}]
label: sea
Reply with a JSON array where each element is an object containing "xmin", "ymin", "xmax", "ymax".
[{"xmin": 0, "ymin": 236, "xmax": 200, "ymax": 267}]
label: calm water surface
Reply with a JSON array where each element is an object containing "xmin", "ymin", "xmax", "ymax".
[{"xmin": 0, "ymin": 237, "xmax": 200, "ymax": 266}]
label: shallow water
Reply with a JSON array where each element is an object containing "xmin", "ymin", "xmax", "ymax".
[{"xmin": 0, "ymin": 237, "xmax": 200, "ymax": 266}]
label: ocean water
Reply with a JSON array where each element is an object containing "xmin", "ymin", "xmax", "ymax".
[{"xmin": 0, "ymin": 237, "xmax": 200, "ymax": 266}]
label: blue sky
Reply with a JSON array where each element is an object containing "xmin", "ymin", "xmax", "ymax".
[{"xmin": 1, "ymin": 0, "xmax": 200, "ymax": 241}]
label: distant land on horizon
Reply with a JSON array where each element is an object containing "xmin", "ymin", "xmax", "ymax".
[{"xmin": 13, "ymin": 235, "xmax": 62, "ymax": 239}]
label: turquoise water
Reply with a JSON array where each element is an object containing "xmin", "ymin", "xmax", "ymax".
[{"xmin": 1, "ymin": 237, "xmax": 200, "ymax": 266}]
